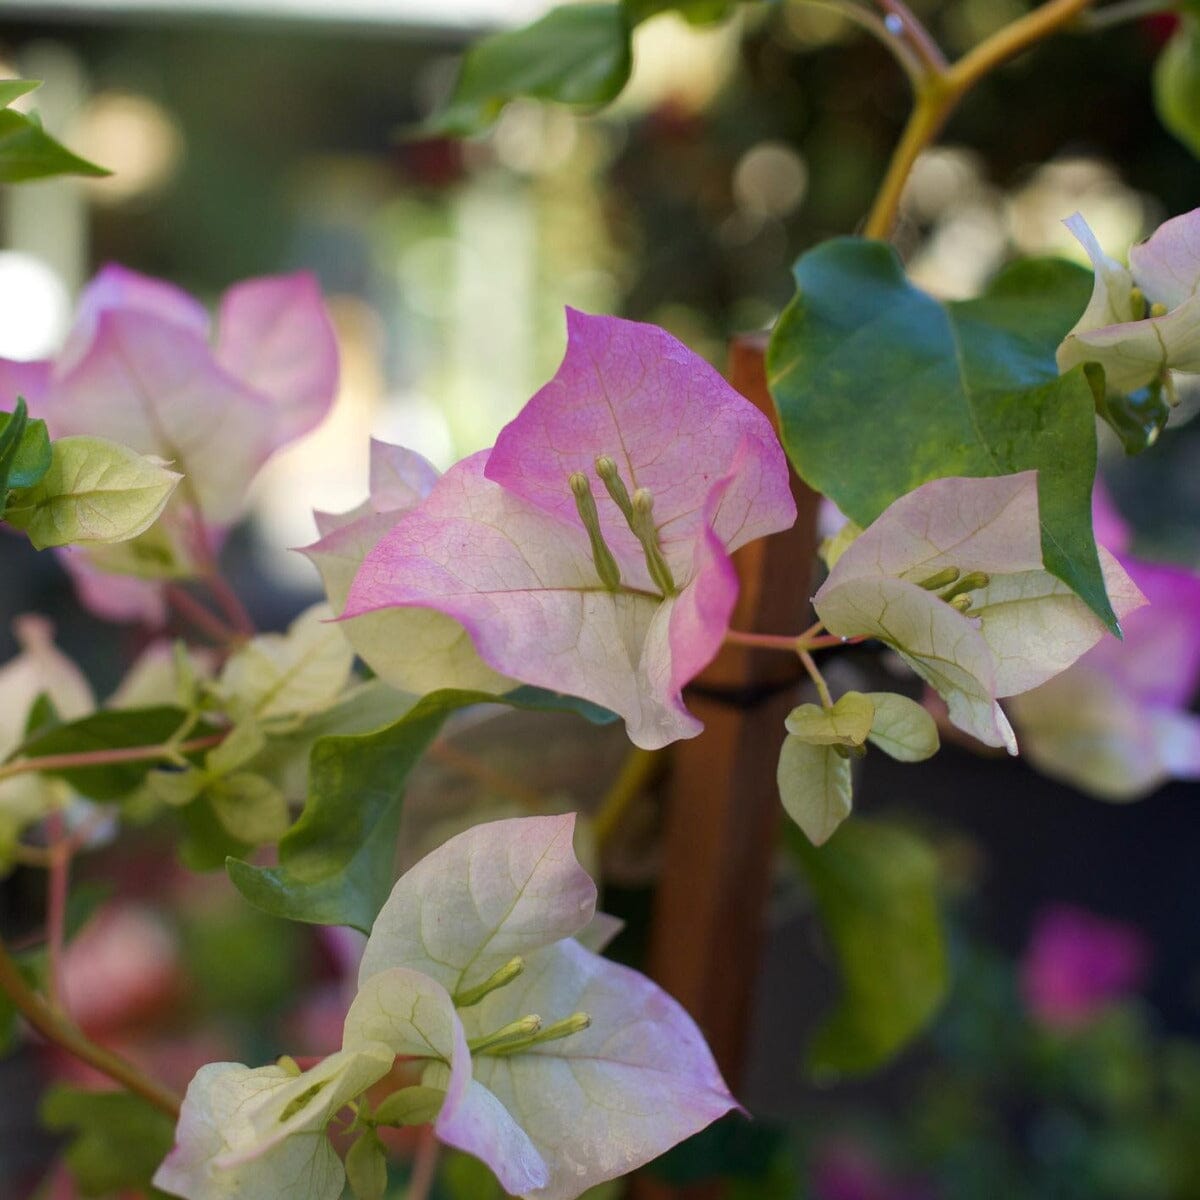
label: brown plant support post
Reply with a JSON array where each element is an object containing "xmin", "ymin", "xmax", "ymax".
[{"xmin": 632, "ymin": 336, "xmax": 821, "ymax": 1200}]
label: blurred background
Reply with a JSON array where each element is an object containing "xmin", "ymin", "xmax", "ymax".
[{"xmin": 1, "ymin": 1, "xmax": 1199, "ymax": 1196}]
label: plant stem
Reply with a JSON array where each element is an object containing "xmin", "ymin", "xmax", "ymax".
[
  {"xmin": 875, "ymin": 0, "xmax": 949, "ymax": 72},
  {"xmin": 0, "ymin": 733, "xmax": 225, "ymax": 785},
  {"xmin": 45, "ymin": 810, "xmax": 69, "ymax": 1012},
  {"xmin": 800, "ymin": 0, "xmax": 926, "ymax": 88},
  {"xmin": 165, "ymin": 583, "xmax": 240, "ymax": 646},
  {"xmin": 593, "ymin": 747, "xmax": 663, "ymax": 849},
  {"xmin": 407, "ymin": 1126, "xmax": 440, "ymax": 1200},
  {"xmin": 723, "ymin": 629, "xmax": 802, "ymax": 652},
  {"xmin": 863, "ymin": 0, "xmax": 1098, "ymax": 239},
  {"xmin": 204, "ymin": 569, "xmax": 256, "ymax": 638},
  {"xmin": 798, "ymin": 647, "xmax": 835, "ymax": 709},
  {"xmin": 0, "ymin": 934, "xmax": 181, "ymax": 1119},
  {"xmin": 1082, "ymin": 0, "xmax": 1177, "ymax": 29}
]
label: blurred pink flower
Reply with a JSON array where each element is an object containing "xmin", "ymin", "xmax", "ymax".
[
  {"xmin": 1009, "ymin": 485, "xmax": 1200, "ymax": 799},
  {"xmin": 1020, "ymin": 904, "xmax": 1150, "ymax": 1030},
  {"xmin": 812, "ymin": 1138, "xmax": 938, "ymax": 1200}
]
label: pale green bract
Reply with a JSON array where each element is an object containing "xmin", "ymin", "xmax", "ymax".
[
  {"xmin": 4, "ymin": 435, "xmax": 180, "ymax": 550},
  {"xmin": 217, "ymin": 603, "xmax": 354, "ymax": 722},
  {"xmin": 778, "ymin": 737, "xmax": 853, "ymax": 846}
]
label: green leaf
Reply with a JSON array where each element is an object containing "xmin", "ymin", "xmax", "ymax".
[
  {"xmin": 373, "ymin": 1084, "xmax": 446, "ymax": 1127},
  {"xmin": 4, "ymin": 435, "xmax": 180, "ymax": 550},
  {"xmin": 784, "ymin": 692, "xmax": 874, "ymax": 746},
  {"xmin": 427, "ymin": 3, "xmax": 633, "ymax": 136},
  {"xmin": 787, "ymin": 818, "xmax": 948, "ymax": 1077},
  {"xmin": 865, "ymin": 691, "xmax": 939, "ymax": 762},
  {"xmin": 345, "ymin": 1131, "xmax": 389, "ymax": 1200},
  {"xmin": 0, "ymin": 398, "xmax": 52, "ymax": 498},
  {"xmin": 13, "ymin": 706, "xmax": 209, "ymax": 800},
  {"xmin": 41, "ymin": 1086, "xmax": 175, "ymax": 1196},
  {"xmin": 767, "ymin": 240, "xmax": 1117, "ymax": 632},
  {"xmin": 0, "ymin": 79, "xmax": 41, "ymax": 108},
  {"xmin": 227, "ymin": 685, "xmax": 612, "ymax": 932},
  {"xmin": 226, "ymin": 689, "xmax": 474, "ymax": 931},
  {"xmin": 0, "ymin": 107, "xmax": 109, "ymax": 182},
  {"xmin": 1155, "ymin": 17, "xmax": 1200, "ymax": 160},
  {"xmin": 777, "ymin": 736, "xmax": 853, "ymax": 846},
  {"xmin": 624, "ymin": 0, "xmax": 738, "ymax": 22}
]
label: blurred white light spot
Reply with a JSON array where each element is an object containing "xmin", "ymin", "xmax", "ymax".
[
  {"xmin": 1007, "ymin": 158, "xmax": 1149, "ymax": 259},
  {"xmin": 0, "ymin": 252, "xmax": 70, "ymax": 358},
  {"xmin": 733, "ymin": 141, "xmax": 808, "ymax": 218},
  {"xmin": 493, "ymin": 100, "xmax": 578, "ymax": 175},
  {"xmin": 616, "ymin": 11, "xmax": 739, "ymax": 116},
  {"xmin": 72, "ymin": 91, "xmax": 184, "ymax": 204},
  {"xmin": 904, "ymin": 146, "xmax": 984, "ymax": 221},
  {"xmin": 375, "ymin": 393, "xmax": 456, "ymax": 470}
]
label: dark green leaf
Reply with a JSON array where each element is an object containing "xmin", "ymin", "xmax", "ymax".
[
  {"xmin": 648, "ymin": 1114, "xmax": 787, "ymax": 1184},
  {"xmin": 227, "ymin": 689, "xmax": 482, "ymax": 931},
  {"xmin": 0, "ymin": 398, "xmax": 52, "ymax": 498},
  {"xmin": 41, "ymin": 1086, "xmax": 175, "ymax": 1196},
  {"xmin": 623, "ymin": 0, "xmax": 739, "ymax": 23},
  {"xmin": 0, "ymin": 108, "xmax": 109, "ymax": 182},
  {"xmin": 227, "ymin": 685, "xmax": 611, "ymax": 932},
  {"xmin": 787, "ymin": 818, "xmax": 948, "ymax": 1077},
  {"xmin": 502, "ymin": 685, "xmax": 618, "ymax": 725},
  {"xmin": 426, "ymin": 4, "xmax": 633, "ymax": 136},
  {"xmin": 13, "ymin": 707, "xmax": 209, "ymax": 800},
  {"xmin": 1155, "ymin": 17, "xmax": 1200, "ymax": 160},
  {"xmin": 0, "ymin": 79, "xmax": 41, "ymax": 108},
  {"xmin": 177, "ymin": 794, "xmax": 252, "ymax": 872},
  {"xmin": 767, "ymin": 240, "xmax": 1116, "ymax": 631}
]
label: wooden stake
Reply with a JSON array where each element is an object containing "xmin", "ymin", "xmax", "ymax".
[{"xmin": 632, "ymin": 336, "xmax": 821, "ymax": 1200}]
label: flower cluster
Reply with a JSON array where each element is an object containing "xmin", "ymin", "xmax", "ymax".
[
  {"xmin": 315, "ymin": 309, "xmax": 797, "ymax": 750},
  {"xmin": 0, "ymin": 265, "xmax": 338, "ymax": 624},
  {"xmin": 154, "ymin": 815, "xmax": 737, "ymax": 1200}
]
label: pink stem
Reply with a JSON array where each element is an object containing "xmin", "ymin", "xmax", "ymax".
[
  {"xmin": 407, "ymin": 1127, "xmax": 440, "ymax": 1200},
  {"xmin": 0, "ymin": 733, "xmax": 226, "ymax": 783},
  {"xmin": 44, "ymin": 811, "xmax": 70, "ymax": 1012},
  {"xmin": 165, "ymin": 584, "xmax": 239, "ymax": 646}
]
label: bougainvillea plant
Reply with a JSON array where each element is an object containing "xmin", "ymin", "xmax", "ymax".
[{"xmin": 1, "ymin": 0, "xmax": 1199, "ymax": 1195}]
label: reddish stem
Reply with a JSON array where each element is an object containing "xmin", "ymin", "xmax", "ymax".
[
  {"xmin": 165, "ymin": 584, "xmax": 240, "ymax": 646},
  {"xmin": 44, "ymin": 810, "xmax": 70, "ymax": 1012},
  {"xmin": 0, "ymin": 733, "xmax": 225, "ymax": 783},
  {"xmin": 407, "ymin": 1126, "xmax": 440, "ymax": 1200}
]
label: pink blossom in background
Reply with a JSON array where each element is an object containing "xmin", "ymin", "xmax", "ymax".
[
  {"xmin": 812, "ymin": 1138, "xmax": 938, "ymax": 1200},
  {"xmin": 0, "ymin": 265, "xmax": 339, "ymax": 626},
  {"xmin": 1019, "ymin": 904, "xmax": 1150, "ymax": 1030},
  {"xmin": 1008, "ymin": 484, "xmax": 1200, "ymax": 799}
]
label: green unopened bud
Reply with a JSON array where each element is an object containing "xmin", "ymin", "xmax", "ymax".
[
  {"xmin": 468, "ymin": 1014, "xmax": 542, "ymax": 1055},
  {"xmin": 940, "ymin": 571, "xmax": 990, "ymax": 601},
  {"xmin": 453, "ymin": 957, "xmax": 525, "ymax": 1008},
  {"xmin": 276, "ymin": 1055, "xmax": 303, "ymax": 1077},
  {"xmin": 570, "ymin": 472, "xmax": 622, "ymax": 593},
  {"xmin": 595, "ymin": 455, "xmax": 634, "ymax": 521},
  {"xmin": 488, "ymin": 1012, "xmax": 592, "ymax": 1056},
  {"xmin": 1150, "ymin": 301, "xmax": 1168, "ymax": 318},
  {"xmin": 1130, "ymin": 286, "xmax": 1147, "ymax": 319},
  {"xmin": 916, "ymin": 566, "xmax": 960, "ymax": 591},
  {"xmin": 947, "ymin": 593, "xmax": 975, "ymax": 614},
  {"xmin": 629, "ymin": 488, "xmax": 678, "ymax": 596}
]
